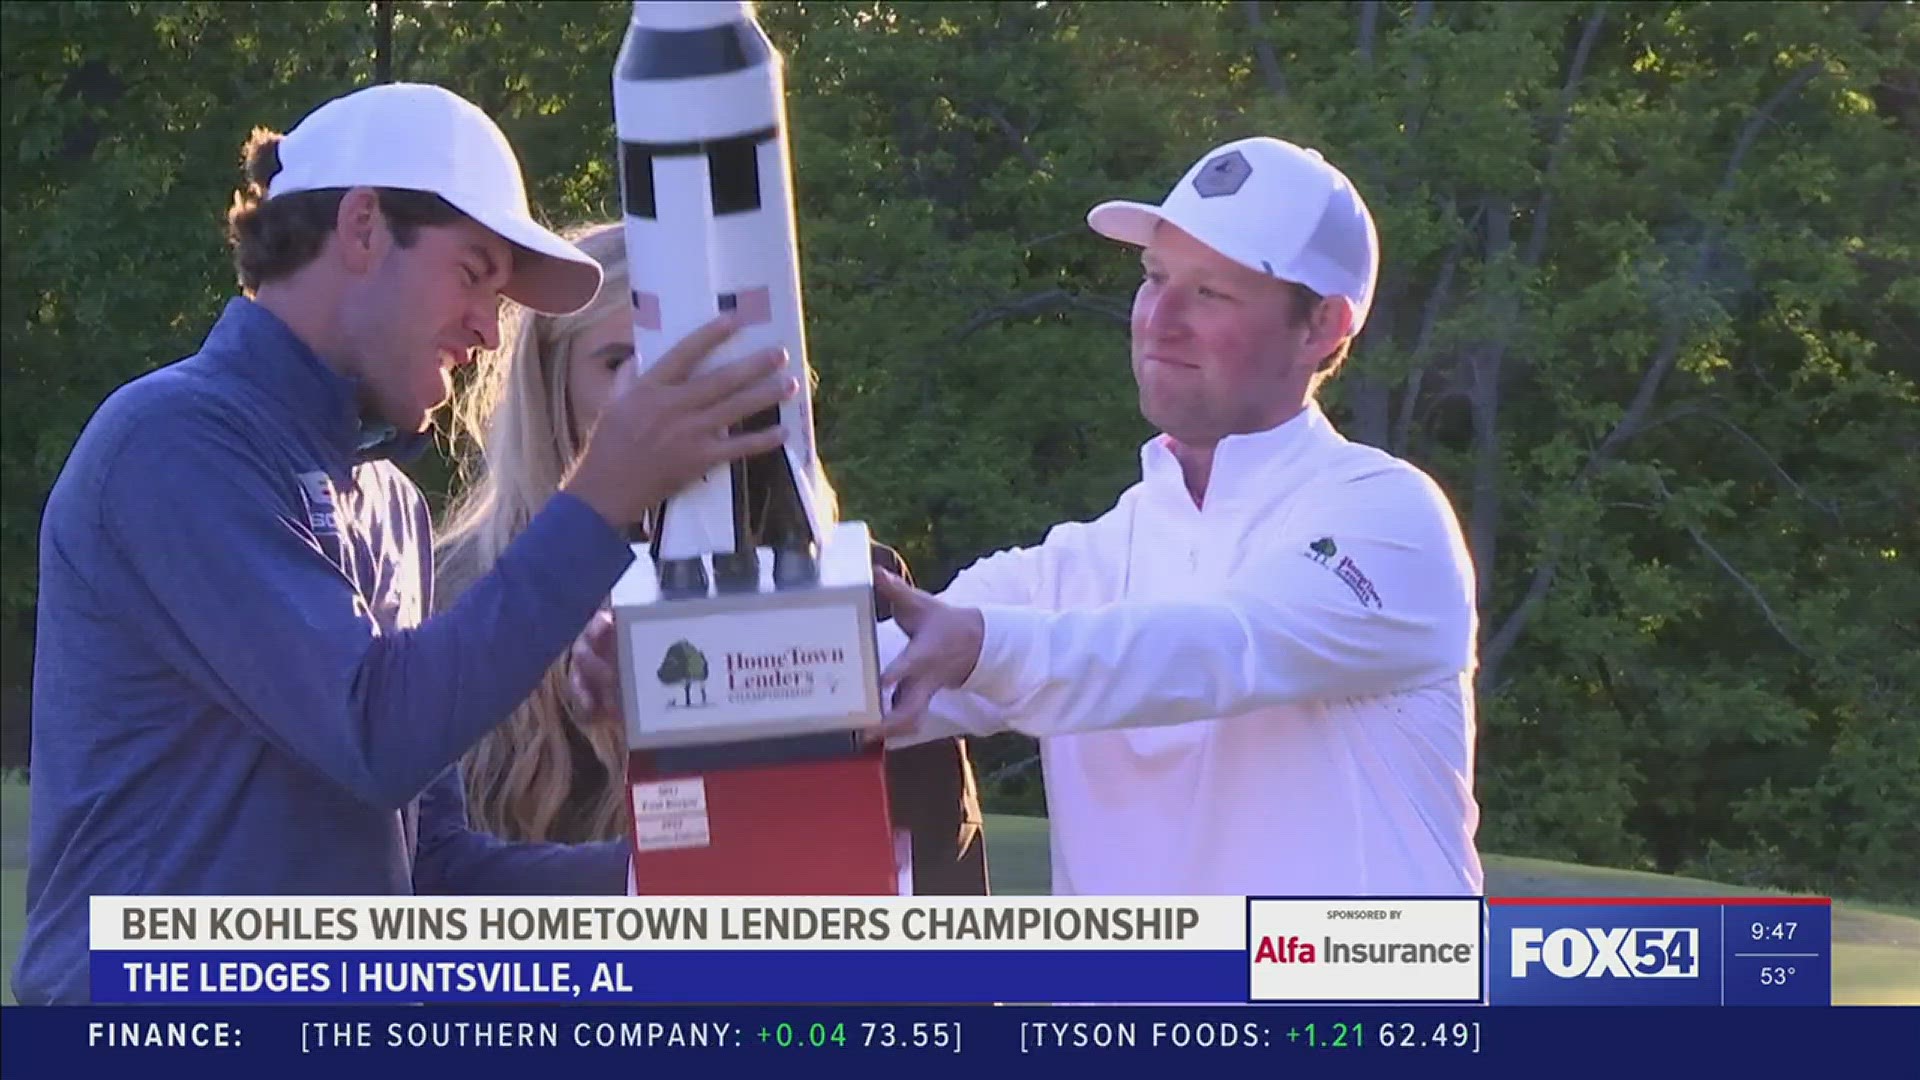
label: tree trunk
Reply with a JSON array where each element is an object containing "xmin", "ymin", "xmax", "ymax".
[
  {"xmin": 1467, "ymin": 198, "xmax": 1511, "ymax": 618},
  {"xmin": 375, "ymin": 2, "xmax": 395, "ymax": 84}
]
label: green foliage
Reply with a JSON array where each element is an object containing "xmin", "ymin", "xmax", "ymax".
[{"xmin": 4, "ymin": 0, "xmax": 1915, "ymax": 899}]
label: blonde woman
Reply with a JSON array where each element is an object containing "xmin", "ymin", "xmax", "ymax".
[{"xmin": 435, "ymin": 222, "xmax": 989, "ymax": 893}]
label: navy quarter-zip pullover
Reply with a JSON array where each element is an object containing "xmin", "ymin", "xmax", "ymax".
[{"xmin": 17, "ymin": 297, "xmax": 635, "ymax": 1004}]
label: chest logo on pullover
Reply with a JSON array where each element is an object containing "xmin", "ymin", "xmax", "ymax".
[
  {"xmin": 295, "ymin": 471, "xmax": 340, "ymax": 535},
  {"xmin": 1305, "ymin": 537, "xmax": 1383, "ymax": 610}
]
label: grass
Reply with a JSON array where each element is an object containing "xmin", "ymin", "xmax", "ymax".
[
  {"xmin": 3, "ymin": 785, "xmax": 1914, "ymax": 1006},
  {"xmin": 1, "ymin": 867, "xmax": 19, "ymax": 1006},
  {"xmin": 2, "ymin": 771, "xmax": 24, "ymax": 1007}
]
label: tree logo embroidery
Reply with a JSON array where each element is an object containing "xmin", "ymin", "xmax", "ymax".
[
  {"xmin": 1304, "ymin": 537, "xmax": 1383, "ymax": 608},
  {"xmin": 657, "ymin": 640, "xmax": 713, "ymax": 708},
  {"xmin": 1193, "ymin": 149, "xmax": 1252, "ymax": 197}
]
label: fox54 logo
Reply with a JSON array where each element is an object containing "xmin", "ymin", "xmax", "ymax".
[
  {"xmin": 1511, "ymin": 927, "xmax": 1699, "ymax": 979},
  {"xmin": 1490, "ymin": 905, "xmax": 1720, "ymax": 1004}
]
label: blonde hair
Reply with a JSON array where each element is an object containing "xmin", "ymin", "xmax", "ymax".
[{"xmin": 435, "ymin": 221, "xmax": 839, "ymax": 843}]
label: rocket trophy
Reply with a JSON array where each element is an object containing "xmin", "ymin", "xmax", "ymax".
[{"xmin": 609, "ymin": 0, "xmax": 905, "ymax": 895}]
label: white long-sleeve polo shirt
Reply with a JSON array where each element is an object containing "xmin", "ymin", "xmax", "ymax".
[{"xmin": 880, "ymin": 403, "xmax": 1484, "ymax": 897}]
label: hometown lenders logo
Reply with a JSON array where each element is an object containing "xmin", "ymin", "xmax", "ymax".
[{"xmin": 657, "ymin": 639, "xmax": 849, "ymax": 709}]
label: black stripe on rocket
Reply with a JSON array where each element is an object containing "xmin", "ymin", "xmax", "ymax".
[
  {"xmin": 618, "ymin": 21, "xmax": 769, "ymax": 81},
  {"xmin": 616, "ymin": 18, "xmax": 783, "ymax": 332},
  {"xmin": 620, "ymin": 127, "xmax": 778, "ymax": 220},
  {"xmin": 621, "ymin": 126, "xmax": 780, "ymax": 332},
  {"xmin": 615, "ymin": 13, "xmax": 776, "ymax": 213}
]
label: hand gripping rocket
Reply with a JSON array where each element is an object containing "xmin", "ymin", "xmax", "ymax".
[{"xmin": 608, "ymin": 0, "xmax": 903, "ymax": 896}]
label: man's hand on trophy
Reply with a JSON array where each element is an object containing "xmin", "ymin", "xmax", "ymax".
[
  {"xmin": 563, "ymin": 311, "xmax": 799, "ymax": 528},
  {"xmin": 873, "ymin": 568, "xmax": 985, "ymax": 732},
  {"xmin": 569, "ymin": 607, "xmax": 622, "ymax": 727}
]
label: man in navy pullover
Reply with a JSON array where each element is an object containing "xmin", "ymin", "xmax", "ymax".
[{"xmin": 16, "ymin": 83, "xmax": 797, "ymax": 1004}]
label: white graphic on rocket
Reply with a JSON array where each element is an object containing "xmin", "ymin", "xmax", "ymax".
[{"xmin": 614, "ymin": 0, "xmax": 827, "ymax": 595}]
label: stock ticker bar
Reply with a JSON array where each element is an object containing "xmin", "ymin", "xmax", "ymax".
[{"xmin": 5, "ymin": 1004, "xmax": 1915, "ymax": 1076}]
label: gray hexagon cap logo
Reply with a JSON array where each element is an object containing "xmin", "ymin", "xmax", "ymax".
[{"xmin": 1193, "ymin": 150, "xmax": 1252, "ymax": 198}]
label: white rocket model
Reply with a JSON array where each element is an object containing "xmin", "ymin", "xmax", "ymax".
[
  {"xmin": 614, "ymin": 0, "xmax": 827, "ymax": 596},
  {"xmin": 609, "ymin": 0, "xmax": 896, "ymax": 901},
  {"xmin": 607, "ymin": 0, "xmax": 886, "ymax": 761}
]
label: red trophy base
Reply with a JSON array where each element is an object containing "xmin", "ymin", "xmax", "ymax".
[{"xmin": 625, "ymin": 739, "xmax": 901, "ymax": 895}]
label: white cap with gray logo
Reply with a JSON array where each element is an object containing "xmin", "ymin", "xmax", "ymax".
[{"xmin": 1088, "ymin": 136, "xmax": 1380, "ymax": 335}]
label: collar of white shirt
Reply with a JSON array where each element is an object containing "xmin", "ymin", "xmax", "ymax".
[{"xmin": 1137, "ymin": 402, "xmax": 1338, "ymax": 510}]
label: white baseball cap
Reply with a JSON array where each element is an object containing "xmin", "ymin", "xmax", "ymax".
[
  {"xmin": 1088, "ymin": 136, "xmax": 1379, "ymax": 334},
  {"xmin": 267, "ymin": 82, "xmax": 603, "ymax": 315}
]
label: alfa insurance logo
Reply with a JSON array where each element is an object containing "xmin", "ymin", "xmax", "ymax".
[{"xmin": 1247, "ymin": 898, "xmax": 1484, "ymax": 1003}]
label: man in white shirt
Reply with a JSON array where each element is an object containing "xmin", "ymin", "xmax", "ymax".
[{"xmin": 873, "ymin": 136, "xmax": 1484, "ymax": 898}]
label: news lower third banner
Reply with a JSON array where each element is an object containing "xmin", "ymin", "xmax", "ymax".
[{"xmin": 81, "ymin": 895, "xmax": 1834, "ymax": 1006}]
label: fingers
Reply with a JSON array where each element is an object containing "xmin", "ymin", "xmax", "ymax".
[
  {"xmin": 679, "ymin": 348, "xmax": 789, "ymax": 414},
  {"xmin": 640, "ymin": 312, "xmax": 745, "ymax": 385},
  {"xmin": 712, "ymin": 425, "xmax": 789, "ymax": 462},
  {"xmin": 879, "ymin": 645, "xmax": 913, "ymax": 692},
  {"xmin": 887, "ymin": 679, "xmax": 934, "ymax": 731},
  {"xmin": 872, "ymin": 568, "xmax": 922, "ymax": 630},
  {"xmin": 573, "ymin": 640, "xmax": 612, "ymax": 694},
  {"xmin": 577, "ymin": 613, "xmax": 612, "ymax": 666},
  {"xmin": 570, "ymin": 609, "xmax": 620, "ymax": 716},
  {"xmin": 586, "ymin": 606, "xmax": 615, "ymax": 648},
  {"xmin": 691, "ymin": 367, "xmax": 797, "ymax": 432},
  {"xmin": 873, "ymin": 566, "xmax": 908, "ymax": 603},
  {"xmin": 568, "ymin": 663, "xmax": 588, "ymax": 709},
  {"xmin": 569, "ymin": 656, "xmax": 605, "ymax": 716},
  {"xmin": 606, "ymin": 343, "xmax": 648, "ymax": 399},
  {"xmin": 878, "ymin": 639, "xmax": 935, "ymax": 735}
]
